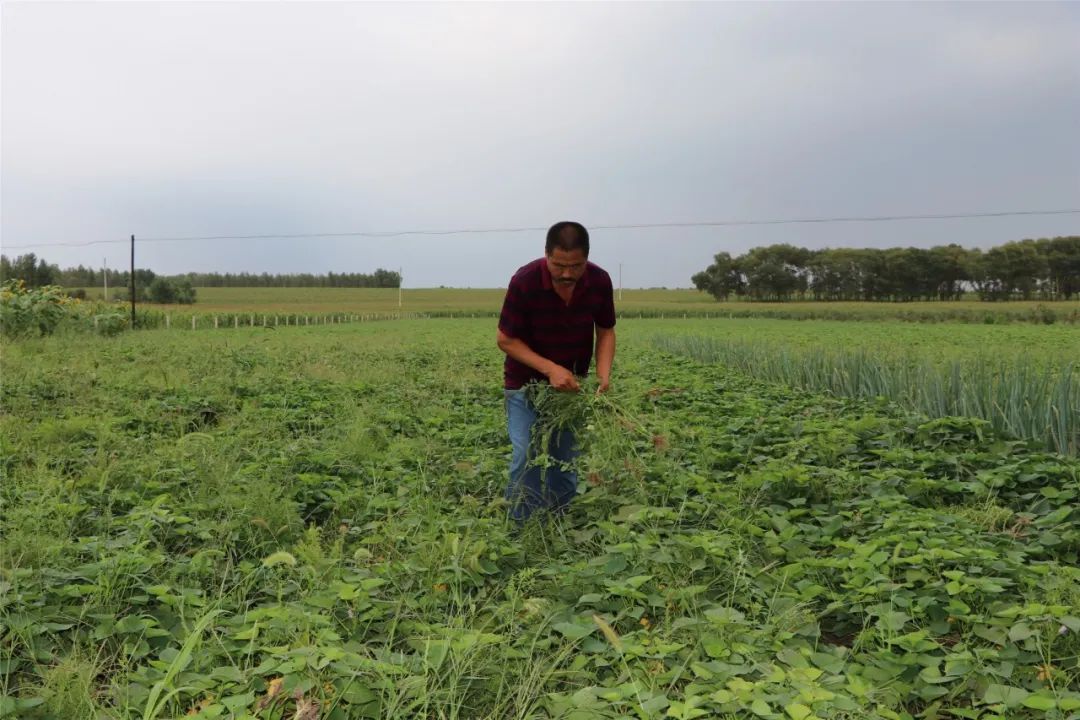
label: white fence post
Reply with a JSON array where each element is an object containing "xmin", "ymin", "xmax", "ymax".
[
  {"xmin": 192, "ymin": 316, "xmax": 196, "ymax": 330},
  {"xmin": 166, "ymin": 314, "xmax": 171, "ymax": 329},
  {"xmin": 214, "ymin": 316, "xmax": 219, "ymax": 329}
]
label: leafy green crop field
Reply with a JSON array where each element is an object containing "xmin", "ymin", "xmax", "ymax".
[
  {"xmin": 2, "ymin": 320, "xmax": 1079, "ymax": 719},
  {"xmin": 73, "ymin": 287, "xmax": 1080, "ymax": 324},
  {"xmin": 648, "ymin": 319, "xmax": 1080, "ymax": 364}
]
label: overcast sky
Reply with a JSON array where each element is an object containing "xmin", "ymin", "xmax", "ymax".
[{"xmin": 2, "ymin": 2, "xmax": 1078, "ymax": 288}]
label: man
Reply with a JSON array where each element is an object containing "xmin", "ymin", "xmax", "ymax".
[{"xmin": 496, "ymin": 221, "xmax": 616, "ymax": 523}]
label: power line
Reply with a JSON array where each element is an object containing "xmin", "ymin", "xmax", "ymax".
[{"xmin": 4, "ymin": 208, "xmax": 1078, "ymax": 250}]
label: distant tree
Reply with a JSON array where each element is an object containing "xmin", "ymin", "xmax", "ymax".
[
  {"xmin": 57, "ymin": 264, "xmax": 99, "ymax": 287},
  {"xmin": 0, "ymin": 253, "xmax": 59, "ymax": 287},
  {"xmin": 927, "ymin": 244, "xmax": 971, "ymax": 300},
  {"xmin": 690, "ymin": 236, "xmax": 1077, "ymax": 303},
  {"xmin": 692, "ymin": 252, "xmax": 743, "ymax": 300},
  {"xmin": 1040, "ymin": 236, "xmax": 1080, "ymax": 299},
  {"xmin": 740, "ymin": 244, "xmax": 809, "ymax": 301},
  {"xmin": 982, "ymin": 240, "xmax": 1046, "ymax": 300},
  {"xmin": 807, "ymin": 248, "xmax": 866, "ymax": 301},
  {"xmin": 158, "ymin": 268, "xmax": 401, "ymax": 288},
  {"xmin": 146, "ymin": 278, "xmax": 196, "ymax": 304},
  {"xmin": 174, "ymin": 279, "xmax": 197, "ymax": 304},
  {"xmin": 880, "ymin": 247, "xmax": 927, "ymax": 302},
  {"xmin": 147, "ymin": 278, "xmax": 177, "ymax": 304}
]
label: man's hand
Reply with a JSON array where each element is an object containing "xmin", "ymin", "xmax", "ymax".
[
  {"xmin": 546, "ymin": 364, "xmax": 580, "ymax": 392},
  {"xmin": 596, "ymin": 376, "xmax": 610, "ymax": 395}
]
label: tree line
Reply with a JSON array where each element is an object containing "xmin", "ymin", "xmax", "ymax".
[
  {"xmin": 170, "ymin": 269, "xmax": 402, "ymax": 288},
  {"xmin": 0, "ymin": 255, "xmax": 402, "ymax": 290},
  {"xmin": 0, "ymin": 255, "xmax": 196, "ymax": 303},
  {"xmin": 692, "ymin": 236, "xmax": 1080, "ymax": 302}
]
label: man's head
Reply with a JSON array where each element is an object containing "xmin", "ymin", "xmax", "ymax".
[{"xmin": 545, "ymin": 221, "xmax": 589, "ymax": 288}]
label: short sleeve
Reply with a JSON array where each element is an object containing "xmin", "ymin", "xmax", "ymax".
[
  {"xmin": 498, "ymin": 278, "xmax": 528, "ymax": 339},
  {"xmin": 595, "ymin": 273, "xmax": 616, "ymax": 329}
]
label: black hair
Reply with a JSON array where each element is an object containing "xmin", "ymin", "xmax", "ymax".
[{"xmin": 545, "ymin": 221, "xmax": 590, "ymax": 257}]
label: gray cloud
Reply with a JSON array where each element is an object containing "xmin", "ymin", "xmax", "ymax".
[{"xmin": 2, "ymin": 2, "xmax": 1078, "ymax": 287}]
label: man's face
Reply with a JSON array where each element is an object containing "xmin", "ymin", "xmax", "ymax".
[{"xmin": 546, "ymin": 247, "xmax": 588, "ymax": 288}]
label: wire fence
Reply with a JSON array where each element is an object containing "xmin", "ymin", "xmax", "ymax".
[
  {"xmin": 74, "ymin": 300, "xmax": 1079, "ymax": 335},
  {"xmin": 6, "ymin": 208, "xmax": 1079, "ymax": 251}
]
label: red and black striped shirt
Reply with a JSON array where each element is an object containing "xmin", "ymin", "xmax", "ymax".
[{"xmin": 498, "ymin": 258, "xmax": 616, "ymax": 389}]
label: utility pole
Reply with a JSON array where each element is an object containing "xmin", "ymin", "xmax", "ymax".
[
  {"xmin": 130, "ymin": 235, "xmax": 136, "ymax": 327},
  {"xmin": 103, "ymin": 257, "xmax": 108, "ymax": 301}
]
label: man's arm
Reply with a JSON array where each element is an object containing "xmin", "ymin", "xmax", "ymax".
[
  {"xmin": 594, "ymin": 326, "xmax": 615, "ymax": 393},
  {"xmin": 497, "ymin": 331, "xmax": 580, "ymax": 391}
]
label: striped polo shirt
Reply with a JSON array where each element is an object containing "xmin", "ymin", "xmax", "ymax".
[{"xmin": 498, "ymin": 258, "xmax": 617, "ymax": 390}]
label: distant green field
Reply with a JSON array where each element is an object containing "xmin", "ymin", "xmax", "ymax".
[
  {"xmin": 76, "ymin": 286, "xmax": 1080, "ymax": 323},
  {"xmin": 650, "ymin": 318, "xmax": 1080, "ymax": 365},
  {"xmin": 651, "ymin": 319, "xmax": 1079, "ymax": 454}
]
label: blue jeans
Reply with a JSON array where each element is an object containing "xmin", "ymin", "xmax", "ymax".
[{"xmin": 504, "ymin": 388, "xmax": 579, "ymax": 523}]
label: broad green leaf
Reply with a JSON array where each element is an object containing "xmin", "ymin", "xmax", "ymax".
[
  {"xmin": 1021, "ymin": 694, "xmax": 1056, "ymax": 711},
  {"xmin": 751, "ymin": 699, "xmax": 772, "ymax": 716},
  {"xmin": 337, "ymin": 682, "xmax": 377, "ymax": 705},
  {"xmin": 220, "ymin": 692, "xmax": 255, "ymax": 710},
  {"xmin": 1059, "ymin": 616, "xmax": 1080, "ymax": 632},
  {"xmin": 209, "ymin": 666, "xmax": 245, "ymax": 684},
  {"xmin": 115, "ymin": 615, "xmax": 150, "ymax": 634},
  {"xmin": 703, "ymin": 641, "xmax": 728, "ymax": 659},
  {"xmin": 571, "ymin": 686, "xmax": 600, "ymax": 708},
  {"xmin": 982, "ymin": 684, "xmax": 1029, "ymax": 708},
  {"xmin": 640, "ymin": 694, "xmax": 670, "ymax": 714},
  {"xmin": 552, "ymin": 622, "xmax": 596, "ymax": 641},
  {"xmin": 876, "ymin": 611, "xmax": 910, "ymax": 632},
  {"xmin": 413, "ymin": 639, "xmax": 448, "ymax": 670},
  {"xmin": 1007, "ymin": 622, "xmax": 1034, "ymax": 642},
  {"xmin": 711, "ymin": 690, "xmax": 734, "ymax": 704},
  {"xmin": 785, "ymin": 702, "xmax": 812, "ymax": 720},
  {"xmin": 704, "ymin": 607, "xmax": 746, "ymax": 624}
]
